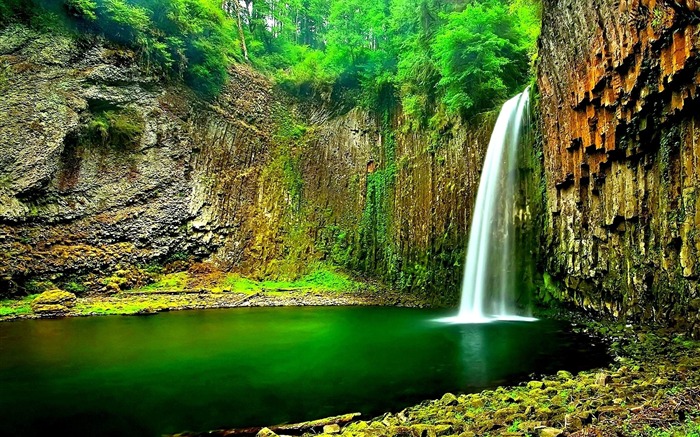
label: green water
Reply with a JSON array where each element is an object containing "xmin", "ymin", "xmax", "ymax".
[{"xmin": 0, "ymin": 307, "xmax": 608, "ymax": 436}]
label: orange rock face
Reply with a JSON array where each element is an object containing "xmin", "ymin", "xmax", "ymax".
[{"xmin": 538, "ymin": 0, "xmax": 700, "ymax": 333}]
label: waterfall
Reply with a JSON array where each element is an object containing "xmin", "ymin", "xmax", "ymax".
[{"xmin": 442, "ymin": 89, "xmax": 536, "ymax": 324}]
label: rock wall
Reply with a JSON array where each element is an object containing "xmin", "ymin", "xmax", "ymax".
[
  {"xmin": 0, "ymin": 24, "xmax": 283, "ymax": 292},
  {"xmin": 0, "ymin": 24, "xmax": 497, "ymax": 300},
  {"xmin": 300, "ymin": 110, "xmax": 496, "ymax": 301},
  {"xmin": 538, "ymin": 0, "xmax": 700, "ymax": 332}
]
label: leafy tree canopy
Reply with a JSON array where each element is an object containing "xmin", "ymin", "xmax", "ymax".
[{"xmin": 0, "ymin": 0, "xmax": 541, "ymax": 119}]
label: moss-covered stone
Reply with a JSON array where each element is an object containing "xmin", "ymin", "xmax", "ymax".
[
  {"xmin": 31, "ymin": 289, "xmax": 76, "ymax": 308},
  {"xmin": 30, "ymin": 303, "xmax": 70, "ymax": 314},
  {"xmin": 256, "ymin": 427, "xmax": 278, "ymax": 437}
]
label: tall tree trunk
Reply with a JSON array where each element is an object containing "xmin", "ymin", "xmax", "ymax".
[{"xmin": 222, "ymin": 0, "xmax": 249, "ymax": 61}]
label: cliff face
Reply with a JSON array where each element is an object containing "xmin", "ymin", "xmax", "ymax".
[
  {"xmin": 300, "ymin": 111, "xmax": 495, "ymax": 299},
  {"xmin": 0, "ymin": 24, "xmax": 495, "ymax": 299},
  {"xmin": 0, "ymin": 24, "xmax": 286, "ymax": 290},
  {"xmin": 538, "ymin": 0, "xmax": 700, "ymax": 332}
]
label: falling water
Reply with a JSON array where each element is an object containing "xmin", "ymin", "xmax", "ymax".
[{"xmin": 442, "ymin": 89, "xmax": 536, "ymax": 324}]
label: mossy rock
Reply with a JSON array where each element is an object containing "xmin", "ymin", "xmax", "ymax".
[
  {"xmin": 556, "ymin": 370, "xmax": 573, "ymax": 380},
  {"xmin": 31, "ymin": 289, "xmax": 77, "ymax": 307},
  {"xmin": 256, "ymin": 428, "xmax": 278, "ymax": 437},
  {"xmin": 527, "ymin": 381, "xmax": 544, "ymax": 390},
  {"xmin": 440, "ymin": 393, "xmax": 458, "ymax": 406},
  {"xmin": 31, "ymin": 303, "xmax": 70, "ymax": 314},
  {"xmin": 410, "ymin": 424, "xmax": 436, "ymax": 437}
]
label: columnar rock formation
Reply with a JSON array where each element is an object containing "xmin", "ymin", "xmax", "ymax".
[{"xmin": 538, "ymin": 0, "xmax": 700, "ymax": 332}]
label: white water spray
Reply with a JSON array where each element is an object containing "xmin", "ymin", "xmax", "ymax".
[{"xmin": 442, "ymin": 89, "xmax": 536, "ymax": 324}]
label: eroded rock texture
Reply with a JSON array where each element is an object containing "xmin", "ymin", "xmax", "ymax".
[
  {"xmin": 538, "ymin": 0, "xmax": 700, "ymax": 331},
  {"xmin": 0, "ymin": 24, "xmax": 495, "ymax": 300},
  {"xmin": 0, "ymin": 24, "xmax": 278, "ymax": 290}
]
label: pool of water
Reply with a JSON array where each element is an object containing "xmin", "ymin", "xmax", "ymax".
[{"xmin": 0, "ymin": 306, "xmax": 608, "ymax": 436}]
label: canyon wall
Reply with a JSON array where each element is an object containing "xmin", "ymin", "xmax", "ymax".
[
  {"xmin": 0, "ymin": 24, "xmax": 497, "ymax": 300},
  {"xmin": 538, "ymin": 0, "xmax": 700, "ymax": 333}
]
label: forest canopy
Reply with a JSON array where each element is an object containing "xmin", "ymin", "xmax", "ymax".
[{"xmin": 0, "ymin": 0, "xmax": 540, "ymax": 121}]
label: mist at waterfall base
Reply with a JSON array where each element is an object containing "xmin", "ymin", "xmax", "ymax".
[{"xmin": 441, "ymin": 89, "xmax": 536, "ymax": 324}]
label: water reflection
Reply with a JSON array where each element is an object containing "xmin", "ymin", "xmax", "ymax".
[{"xmin": 458, "ymin": 324, "xmax": 489, "ymax": 387}]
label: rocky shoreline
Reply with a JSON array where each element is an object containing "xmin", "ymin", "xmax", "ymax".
[
  {"xmin": 174, "ymin": 317, "xmax": 700, "ymax": 437},
  {"xmin": 0, "ymin": 288, "xmax": 429, "ymax": 322}
]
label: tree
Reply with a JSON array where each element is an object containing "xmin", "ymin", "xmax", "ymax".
[{"xmin": 431, "ymin": 0, "xmax": 530, "ymax": 118}]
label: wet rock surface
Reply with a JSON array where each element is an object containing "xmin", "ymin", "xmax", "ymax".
[{"xmin": 538, "ymin": 0, "xmax": 700, "ymax": 334}]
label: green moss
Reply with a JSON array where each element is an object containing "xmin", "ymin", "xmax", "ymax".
[
  {"xmin": 136, "ymin": 272, "xmax": 190, "ymax": 292},
  {"xmin": 222, "ymin": 268, "xmax": 359, "ymax": 293},
  {"xmin": 73, "ymin": 299, "xmax": 173, "ymax": 315},
  {"xmin": 84, "ymin": 108, "xmax": 144, "ymax": 151},
  {"xmin": 63, "ymin": 281, "xmax": 87, "ymax": 294},
  {"xmin": 129, "ymin": 267, "xmax": 360, "ymax": 295},
  {"xmin": 142, "ymin": 263, "xmax": 163, "ymax": 274},
  {"xmin": 298, "ymin": 268, "xmax": 355, "ymax": 290},
  {"xmin": 0, "ymin": 295, "xmax": 38, "ymax": 317},
  {"xmin": 32, "ymin": 289, "xmax": 76, "ymax": 305}
]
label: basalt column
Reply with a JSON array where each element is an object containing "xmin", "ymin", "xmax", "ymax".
[{"xmin": 538, "ymin": 0, "xmax": 700, "ymax": 334}]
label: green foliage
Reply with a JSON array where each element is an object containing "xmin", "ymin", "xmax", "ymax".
[
  {"xmin": 85, "ymin": 108, "xmax": 144, "ymax": 150},
  {"xmin": 1, "ymin": 0, "xmax": 539, "ymax": 109},
  {"xmin": 1, "ymin": 0, "xmax": 239, "ymax": 97},
  {"xmin": 507, "ymin": 420, "xmax": 521, "ymax": 432},
  {"xmin": 64, "ymin": 0, "xmax": 97, "ymax": 20},
  {"xmin": 64, "ymin": 281, "xmax": 88, "ymax": 294},
  {"xmin": 431, "ymin": 0, "xmax": 529, "ymax": 118},
  {"xmin": 24, "ymin": 280, "xmax": 54, "ymax": 293}
]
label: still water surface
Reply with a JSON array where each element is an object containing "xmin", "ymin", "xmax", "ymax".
[{"xmin": 0, "ymin": 306, "xmax": 608, "ymax": 436}]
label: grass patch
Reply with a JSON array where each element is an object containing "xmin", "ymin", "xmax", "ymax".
[
  {"xmin": 136, "ymin": 272, "xmax": 189, "ymax": 292},
  {"xmin": 131, "ymin": 267, "xmax": 361, "ymax": 294},
  {"xmin": 0, "ymin": 295, "xmax": 38, "ymax": 317},
  {"xmin": 218, "ymin": 275, "xmax": 261, "ymax": 293},
  {"xmin": 222, "ymin": 268, "xmax": 358, "ymax": 293},
  {"xmin": 73, "ymin": 299, "xmax": 173, "ymax": 315}
]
